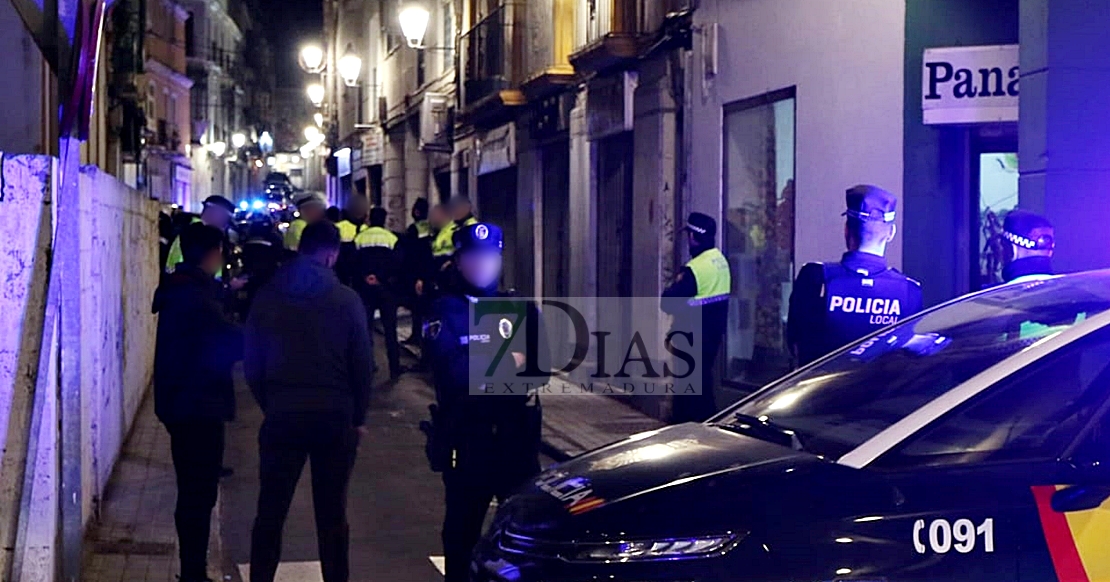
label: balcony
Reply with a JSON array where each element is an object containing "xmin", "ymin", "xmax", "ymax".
[
  {"xmin": 569, "ymin": 0, "xmax": 647, "ymax": 76},
  {"xmin": 459, "ymin": 4, "xmax": 526, "ymax": 126},
  {"xmin": 520, "ymin": 0, "xmax": 578, "ymax": 101}
]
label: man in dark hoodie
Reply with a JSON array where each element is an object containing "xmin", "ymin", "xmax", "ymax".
[
  {"xmin": 245, "ymin": 221, "xmax": 374, "ymax": 582},
  {"xmin": 153, "ymin": 222, "xmax": 243, "ymax": 582}
]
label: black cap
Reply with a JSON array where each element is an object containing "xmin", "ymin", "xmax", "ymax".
[
  {"xmin": 844, "ymin": 185, "xmax": 897, "ymax": 223},
  {"xmin": 413, "ymin": 198, "xmax": 429, "ymax": 213},
  {"xmin": 684, "ymin": 212, "xmax": 717, "ymax": 239},
  {"xmin": 1003, "ymin": 209, "xmax": 1055, "ymax": 251},
  {"xmin": 294, "ymin": 193, "xmax": 326, "ymax": 209},
  {"xmin": 455, "ymin": 222, "xmax": 503, "ymax": 254},
  {"xmin": 202, "ymin": 195, "xmax": 235, "ymax": 215}
]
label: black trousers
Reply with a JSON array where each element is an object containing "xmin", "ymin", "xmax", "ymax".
[
  {"xmin": 166, "ymin": 420, "xmax": 225, "ymax": 581},
  {"xmin": 442, "ymin": 469, "xmax": 515, "ymax": 582},
  {"xmin": 671, "ymin": 337, "xmax": 723, "ymax": 424},
  {"xmin": 366, "ymin": 294, "xmax": 401, "ymax": 377},
  {"xmin": 249, "ymin": 415, "xmax": 359, "ymax": 582}
]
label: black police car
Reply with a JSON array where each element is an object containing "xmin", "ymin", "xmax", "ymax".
[{"xmin": 474, "ymin": 271, "xmax": 1110, "ymax": 582}]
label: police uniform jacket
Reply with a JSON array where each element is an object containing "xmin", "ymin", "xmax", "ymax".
[
  {"xmin": 1003, "ymin": 256, "xmax": 1053, "ymax": 283},
  {"xmin": 425, "ymin": 283, "xmax": 545, "ymax": 478},
  {"xmin": 353, "ymin": 226, "xmax": 402, "ymax": 300},
  {"xmin": 661, "ymin": 246, "xmax": 732, "ymax": 355},
  {"xmin": 788, "ymin": 251, "xmax": 923, "ymax": 367}
]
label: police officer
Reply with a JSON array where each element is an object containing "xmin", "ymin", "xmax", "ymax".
[
  {"xmin": 662, "ymin": 212, "xmax": 733, "ymax": 423},
  {"xmin": 429, "ymin": 203, "xmax": 456, "ymax": 274},
  {"xmin": 1000, "ymin": 209, "xmax": 1055, "ymax": 283},
  {"xmin": 240, "ymin": 216, "xmax": 284, "ymax": 316},
  {"xmin": 355, "ymin": 207, "xmax": 403, "ymax": 379},
  {"xmin": 335, "ymin": 195, "xmax": 370, "ymax": 287},
  {"xmin": 787, "ymin": 185, "xmax": 923, "ymax": 367},
  {"xmin": 284, "ymin": 193, "xmax": 327, "ymax": 252},
  {"xmin": 424, "ymin": 222, "xmax": 543, "ymax": 582},
  {"xmin": 406, "ymin": 198, "xmax": 433, "ymax": 240},
  {"xmin": 165, "ymin": 195, "xmax": 236, "ymax": 275},
  {"xmin": 402, "ymin": 199, "xmax": 434, "ymax": 347}
]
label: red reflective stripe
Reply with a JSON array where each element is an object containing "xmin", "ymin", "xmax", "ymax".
[{"xmin": 1032, "ymin": 485, "xmax": 1091, "ymax": 582}]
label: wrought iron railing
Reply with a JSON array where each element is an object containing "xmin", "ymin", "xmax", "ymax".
[{"xmin": 460, "ymin": 5, "xmax": 511, "ymax": 107}]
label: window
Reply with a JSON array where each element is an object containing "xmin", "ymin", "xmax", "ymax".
[
  {"xmin": 877, "ymin": 327, "xmax": 1110, "ymax": 468},
  {"xmin": 724, "ymin": 274, "xmax": 1110, "ymax": 460},
  {"xmin": 722, "ymin": 88, "xmax": 796, "ymax": 387},
  {"xmin": 976, "ymin": 152, "xmax": 1019, "ymax": 287}
]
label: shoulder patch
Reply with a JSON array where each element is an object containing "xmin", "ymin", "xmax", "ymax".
[{"xmin": 423, "ymin": 320, "xmax": 442, "ymax": 340}]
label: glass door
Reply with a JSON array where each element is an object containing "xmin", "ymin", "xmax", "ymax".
[{"xmin": 971, "ymin": 131, "xmax": 1019, "ymax": 289}]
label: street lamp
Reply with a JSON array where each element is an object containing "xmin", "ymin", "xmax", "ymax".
[
  {"xmin": 208, "ymin": 141, "xmax": 227, "ymax": 157},
  {"xmin": 399, "ymin": 2, "xmax": 431, "ymax": 49},
  {"xmin": 299, "ymin": 44, "xmax": 326, "ymax": 74},
  {"xmin": 307, "ymin": 83, "xmax": 325, "ymax": 107},
  {"xmin": 231, "ymin": 132, "xmax": 247, "ymax": 149},
  {"xmin": 305, "ymin": 126, "xmax": 322, "ymax": 142},
  {"xmin": 314, "ymin": 112, "xmax": 324, "ymax": 127},
  {"xmin": 337, "ymin": 45, "xmax": 362, "ymax": 87},
  {"xmin": 259, "ymin": 131, "xmax": 274, "ymax": 153}
]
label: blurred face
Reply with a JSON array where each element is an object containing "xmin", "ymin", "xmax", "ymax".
[
  {"xmin": 201, "ymin": 206, "xmax": 231, "ymax": 230},
  {"xmin": 451, "ymin": 202, "xmax": 472, "ymax": 221},
  {"xmin": 200, "ymin": 244, "xmax": 224, "ymax": 276},
  {"xmin": 458, "ymin": 250, "xmax": 502, "ymax": 289},
  {"xmin": 302, "ymin": 204, "xmax": 326, "ymax": 224},
  {"xmin": 347, "ymin": 200, "xmax": 369, "ymax": 223},
  {"xmin": 430, "ymin": 206, "xmax": 449, "ymax": 228}
]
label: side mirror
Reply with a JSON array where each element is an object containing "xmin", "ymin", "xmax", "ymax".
[{"xmin": 1051, "ymin": 485, "xmax": 1110, "ymax": 513}]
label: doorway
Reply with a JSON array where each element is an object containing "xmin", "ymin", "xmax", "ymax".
[
  {"xmin": 970, "ymin": 129, "xmax": 1018, "ymax": 289},
  {"xmin": 476, "ymin": 167, "xmax": 519, "ymax": 289},
  {"xmin": 595, "ymin": 132, "xmax": 634, "ymax": 345}
]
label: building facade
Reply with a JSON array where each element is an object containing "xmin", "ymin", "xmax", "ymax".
[{"xmin": 143, "ymin": 0, "xmax": 195, "ymax": 208}]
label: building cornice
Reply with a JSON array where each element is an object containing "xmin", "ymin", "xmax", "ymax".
[{"xmin": 145, "ymin": 58, "xmax": 195, "ymax": 90}]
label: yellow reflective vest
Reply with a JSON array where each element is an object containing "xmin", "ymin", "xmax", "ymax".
[
  {"xmin": 686, "ymin": 247, "xmax": 731, "ymax": 306},
  {"xmin": 336, "ymin": 220, "xmax": 366, "ymax": 243},
  {"xmin": 432, "ymin": 217, "xmax": 479, "ymax": 257},
  {"xmin": 284, "ymin": 218, "xmax": 307, "ymax": 251},
  {"xmin": 354, "ymin": 226, "xmax": 399, "ymax": 250}
]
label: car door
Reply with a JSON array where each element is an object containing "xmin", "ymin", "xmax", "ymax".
[{"xmin": 859, "ymin": 327, "xmax": 1110, "ymax": 582}]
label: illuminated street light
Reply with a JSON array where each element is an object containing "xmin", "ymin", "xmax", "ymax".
[
  {"xmin": 399, "ymin": 2, "xmax": 431, "ymax": 49},
  {"xmin": 304, "ymin": 126, "xmax": 322, "ymax": 142},
  {"xmin": 266, "ymin": 156, "xmax": 276, "ymax": 166},
  {"xmin": 254, "ymin": 159, "xmax": 264, "ymax": 168},
  {"xmin": 299, "ymin": 44, "xmax": 325, "ymax": 74},
  {"xmin": 259, "ymin": 131, "xmax": 274, "ymax": 153},
  {"xmin": 208, "ymin": 141, "xmax": 227, "ymax": 157},
  {"xmin": 338, "ymin": 46, "xmax": 362, "ymax": 87},
  {"xmin": 307, "ymin": 83, "xmax": 325, "ymax": 107},
  {"xmin": 231, "ymin": 132, "xmax": 247, "ymax": 149},
  {"xmin": 314, "ymin": 112, "xmax": 324, "ymax": 127}
]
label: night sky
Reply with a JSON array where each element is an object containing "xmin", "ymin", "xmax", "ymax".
[{"xmin": 256, "ymin": 0, "xmax": 324, "ymax": 87}]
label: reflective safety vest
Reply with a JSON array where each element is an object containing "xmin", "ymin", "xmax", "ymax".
[
  {"xmin": 354, "ymin": 226, "xmax": 398, "ymax": 250},
  {"xmin": 414, "ymin": 220, "xmax": 432, "ymax": 238},
  {"xmin": 336, "ymin": 220, "xmax": 366, "ymax": 243},
  {"xmin": 165, "ymin": 217, "xmax": 225, "ymax": 279},
  {"xmin": 432, "ymin": 223, "xmax": 458, "ymax": 257},
  {"xmin": 686, "ymin": 247, "xmax": 731, "ymax": 306},
  {"xmin": 284, "ymin": 218, "xmax": 307, "ymax": 251}
]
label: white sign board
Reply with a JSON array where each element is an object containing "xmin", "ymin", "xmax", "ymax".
[
  {"xmin": 360, "ymin": 126, "xmax": 384, "ymax": 167},
  {"xmin": 922, "ymin": 45, "xmax": 1019, "ymax": 125},
  {"xmin": 477, "ymin": 123, "xmax": 516, "ymax": 176}
]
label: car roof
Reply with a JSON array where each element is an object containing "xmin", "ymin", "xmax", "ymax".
[{"xmin": 836, "ymin": 271, "xmax": 1110, "ymax": 468}]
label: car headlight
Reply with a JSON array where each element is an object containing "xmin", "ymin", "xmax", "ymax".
[{"xmin": 574, "ymin": 534, "xmax": 741, "ymax": 562}]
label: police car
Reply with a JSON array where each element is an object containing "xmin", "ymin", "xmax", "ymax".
[{"xmin": 473, "ymin": 271, "xmax": 1110, "ymax": 582}]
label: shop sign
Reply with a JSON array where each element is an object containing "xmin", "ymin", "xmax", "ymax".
[
  {"xmin": 923, "ymin": 45, "xmax": 1019, "ymax": 125},
  {"xmin": 587, "ymin": 71, "xmax": 637, "ymax": 140},
  {"xmin": 360, "ymin": 126, "xmax": 384, "ymax": 167},
  {"xmin": 420, "ymin": 92, "xmax": 453, "ymax": 153},
  {"xmin": 336, "ymin": 147, "xmax": 352, "ymax": 178},
  {"xmin": 477, "ymin": 123, "xmax": 516, "ymax": 175}
]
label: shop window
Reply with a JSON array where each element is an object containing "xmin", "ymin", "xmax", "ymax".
[
  {"xmin": 977, "ymin": 153, "xmax": 1019, "ymax": 288},
  {"xmin": 722, "ymin": 88, "xmax": 796, "ymax": 388}
]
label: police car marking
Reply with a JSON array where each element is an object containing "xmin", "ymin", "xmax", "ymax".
[
  {"xmin": 912, "ymin": 518, "xmax": 994, "ymax": 554},
  {"xmin": 838, "ymin": 308, "xmax": 1110, "ymax": 469},
  {"xmin": 535, "ymin": 472, "xmax": 595, "ymax": 507},
  {"xmin": 827, "ymin": 295, "xmax": 902, "ymax": 326}
]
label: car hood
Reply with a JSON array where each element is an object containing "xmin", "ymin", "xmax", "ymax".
[{"xmin": 498, "ymin": 423, "xmax": 853, "ymax": 539}]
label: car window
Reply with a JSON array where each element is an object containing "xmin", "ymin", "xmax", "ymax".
[
  {"xmin": 720, "ymin": 274, "xmax": 1110, "ymax": 459},
  {"xmin": 873, "ymin": 328, "xmax": 1110, "ymax": 469}
]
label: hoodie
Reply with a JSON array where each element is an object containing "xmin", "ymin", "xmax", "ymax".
[
  {"xmin": 152, "ymin": 266, "xmax": 243, "ymax": 424},
  {"xmin": 244, "ymin": 255, "xmax": 374, "ymax": 426}
]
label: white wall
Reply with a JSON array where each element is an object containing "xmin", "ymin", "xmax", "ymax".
[{"xmin": 690, "ymin": 0, "xmax": 906, "ymax": 268}]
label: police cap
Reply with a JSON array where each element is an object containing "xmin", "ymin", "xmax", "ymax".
[
  {"xmin": 455, "ymin": 222, "xmax": 503, "ymax": 254},
  {"xmin": 1003, "ymin": 209, "xmax": 1055, "ymax": 251},
  {"xmin": 202, "ymin": 195, "xmax": 236, "ymax": 216},
  {"xmin": 294, "ymin": 193, "xmax": 326, "ymax": 210},
  {"xmin": 844, "ymin": 185, "xmax": 897, "ymax": 223},
  {"xmin": 684, "ymin": 212, "xmax": 717, "ymax": 239}
]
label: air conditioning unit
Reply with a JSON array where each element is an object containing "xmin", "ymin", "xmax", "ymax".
[{"xmin": 420, "ymin": 92, "xmax": 452, "ymax": 152}]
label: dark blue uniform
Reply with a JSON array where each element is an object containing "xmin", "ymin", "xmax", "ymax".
[
  {"xmin": 788, "ymin": 251, "xmax": 922, "ymax": 367},
  {"xmin": 423, "ymin": 223, "xmax": 544, "ymax": 582}
]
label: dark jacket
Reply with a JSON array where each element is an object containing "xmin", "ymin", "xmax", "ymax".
[
  {"xmin": 244, "ymin": 255, "xmax": 375, "ymax": 426},
  {"xmin": 152, "ymin": 266, "xmax": 243, "ymax": 424}
]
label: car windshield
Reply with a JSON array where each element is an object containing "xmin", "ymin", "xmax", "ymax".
[{"xmin": 720, "ymin": 273, "xmax": 1110, "ymax": 460}]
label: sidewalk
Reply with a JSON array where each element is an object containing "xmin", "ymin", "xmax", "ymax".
[
  {"xmin": 82, "ymin": 393, "xmax": 226, "ymax": 582},
  {"xmin": 388, "ymin": 311, "xmax": 666, "ymax": 460}
]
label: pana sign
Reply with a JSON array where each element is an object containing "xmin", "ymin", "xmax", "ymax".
[{"xmin": 922, "ymin": 45, "xmax": 1018, "ymax": 125}]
